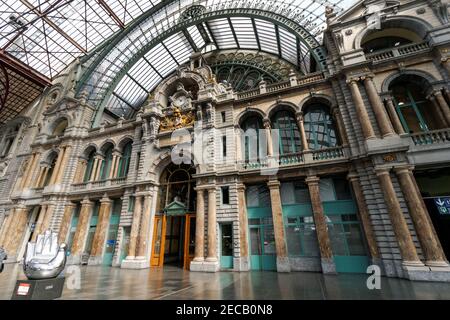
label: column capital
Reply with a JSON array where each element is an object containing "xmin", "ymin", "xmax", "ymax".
[
  {"xmin": 305, "ymin": 175, "xmax": 320, "ymax": 184},
  {"xmin": 100, "ymin": 195, "xmax": 112, "ymax": 203},
  {"xmin": 346, "ymin": 171, "xmax": 359, "ymax": 181},
  {"xmin": 374, "ymin": 167, "xmax": 391, "ymax": 176},
  {"xmin": 81, "ymin": 197, "xmax": 93, "ymax": 206},
  {"xmin": 65, "ymin": 202, "xmax": 77, "ymax": 208},
  {"xmin": 295, "ymin": 111, "xmax": 304, "ymax": 121},
  {"xmin": 393, "ymin": 164, "xmax": 414, "ymax": 175},
  {"xmin": 263, "ymin": 117, "xmax": 271, "ymax": 129},
  {"xmin": 346, "ymin": 77, "xmax": 360, "ymax": 84},
  {"xmin": 236, "ymin": 183, "xmax": 246, "ymax": 191},
  {"xmin": 267, "ymin": 179, "xmax": 280, "ymax": 188}
]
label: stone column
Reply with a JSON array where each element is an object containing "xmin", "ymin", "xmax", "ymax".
[
  {"xmin": 1, "ymin": 209, "xmax": 15, "ymax": 249},
  {"xmin": 136, "ymin": 193, "xmax": 152, "ymax": 260},
  {"xmin": 428, "ymin": 94, "xmax": 448, "ymax": 128},
  {"xmin": 267, "ymin": 180, "xmax": 290, "ymax": 272},
  {"xmin": 347, "ymin": 79, "xmax": 376, "ymax": 140},
  {"xmin": 235, "ymin": 126, "xmax": 242, "ymax": 162},
  {"xmin": 23, "ymin": 152, "xmax": 40, "ymax": 189},
  {"xmin": 40, "ymin": 204, "xmax": 55, "ymax": 235},
  {"xmin": 237, "ymin": 183, "xmax": 249, "ymax": 271},
  {"xmin": 90, "ymin": 157, "xmax": 100, "ymax": 181},
  {"xmin": 39, "ymin": 166, "xmax": 50, "ymax": 187},
  {"xmin": 55, "ymin": 146, "xmax": 71, "ymax": 184},
  {"xmin": 296, "ymin": 112, "xmax": 309, "ymax": 151},
  {"xmin": 94, "ymin": 156, "xmax": 104, "ymax": 181},
  {"xmin": 375, "ymin": 168, "xmax": 424, "ymax": 268},
  {"xmin": 332, "ymin": 108, "xmax": 349, "ymax": 146},
  {"xmin": 49, "ymin": 147, "xmax": 65, "ymax": 186},
  {"xmin": 347, "ymin": 173, "xmax": 380, "ymax": 262},
  {"xmin": 384, "ymin": 97, "xmax": 405, "ymax": 134},
  {"xmin": 74, "ymin": 159, "xmax": 87, "ymax": 183},
  {"xmin": 0, "ymin": 213, "xmax": 12, "ymax": 247},
  {"xmin": 363, "ymin": 76, "xmax": 395, "ymax": 137},
  {"xmin": 109, "ymin": 154, "xmax": 118, "ymax": 179},
  {"xmin": 6, "ymin": 206, "xmax": 29, "ymax": 257},
  {"xmin": 70, "ymin": 198, "xmax": 93, "ymax": 264},
  {"xmin": 113, "ymin": 155, "xmax": 122, "ymax": 177},
  {"xmin": 126, "ymin": 195, "xmax": 142, "ymax": 259},
  {"xmin": 305, "ymin": 176, "xmax": 336, "ymax": 274},
  {"xmin": 205, "ymin": 187, "xmax": 219, "ymax": 271},
  {"xmin": 34, "ymin": 166, "xmax": 45, "ymax": 188},
  {"xmin": 394, "ymin": 166, "xmax": 449, "ymax": 269},
  {"xmin": 263, "ymin": 118, "xmax": 273, "ymax": 156},
  {"xmin": 89, "ymin": 196, "xmax": 112, "ymax": 264},
  {"xmin": 31, "ymin": 204, "xmax": 47, "ymax": 241},
  {"xmin": 193, "ymin": 188, "xmax": 205, "ymax": 262},
  {"xmin": 59, "ymin": 203, "xmax": 76, "ymax": 243},
  {"xmin": 433, "ymin": 90, "xmax": 450, "ymax": 126}
]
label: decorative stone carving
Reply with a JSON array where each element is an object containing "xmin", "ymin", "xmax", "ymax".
[{"xmin": 159, "ymin": 107, "xmax": 195, "ymax": 132}]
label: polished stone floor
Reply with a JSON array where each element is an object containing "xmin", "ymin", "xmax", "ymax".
[{"xmin": 2, "ymin": 263, "xmax": 450, "ymax": 299}]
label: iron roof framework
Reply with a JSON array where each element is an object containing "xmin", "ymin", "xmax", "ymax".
[{"xmin": 1, "ymin": 0, "xmax": 356, "ymax": 124}]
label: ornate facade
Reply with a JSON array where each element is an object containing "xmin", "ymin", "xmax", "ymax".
[{"xmin": 0, "ymin": 0, "xmax": 450, "ymax": 282}]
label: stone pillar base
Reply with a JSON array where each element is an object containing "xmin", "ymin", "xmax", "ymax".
[
  {"xmin": 120, "ymin": 258, "xmax": 149, "ymax": 269},
  {"xmin": 87, "ymin": 256, "xmax": 103, "ymax": 266},
  {"xmin": 67, "ymin": 254, "xmax": 82, "ymax": 265},
  {"xmin": 236, "ymin": 257, "xmax": 250, "ymax": 272},
  {"xmin": 426, "ymin": 260, "xmax": 450, "ymax": 269},
  {"xmin": 321, "ymin": 258, "xmax": 337, "ymax": 274},
  {"xmin": 276, "ymin": 257, "xmax": 291, "ymax": 273},
  {"xmin": 190, "ymin": 260, "xmax": 219, "ymax": 272}
]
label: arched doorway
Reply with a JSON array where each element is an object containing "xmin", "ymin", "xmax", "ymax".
[{"xmin": 150, "ymin": 163, "xmax": 196, "ymax": 269}]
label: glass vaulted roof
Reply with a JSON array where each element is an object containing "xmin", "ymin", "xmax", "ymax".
[{"xmin": 1, "ymin": 0, "xmax": 357, "ymax": 121}]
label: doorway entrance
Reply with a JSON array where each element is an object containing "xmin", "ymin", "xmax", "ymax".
[
  {"xmin": 150, "ymin": 213, "xmax": 195, "ymax": 269},
  {"xmin": 150, "ymin": 163, "xmax": 197, "ymax": 269}
]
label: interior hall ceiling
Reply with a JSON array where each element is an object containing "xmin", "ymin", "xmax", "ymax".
[{"xmin": 0, "ymin": 0, "xmax": 357, "ymax": 123}]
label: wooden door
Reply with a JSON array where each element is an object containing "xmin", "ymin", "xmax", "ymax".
[
  {"xmin": 183, "ymin": 214, "xmax": 196, "ymax": 269},
  {"xmin": 150, "ymin": 215, "xmax": 166, "ymax": 267}
]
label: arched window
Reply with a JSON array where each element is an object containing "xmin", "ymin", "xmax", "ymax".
[
  {"xmin": 118, "ymin": 142, "xmax": 132, "ymax": 177},
  {"xmin": 361, "ymin": 27, "xmax": 422, "ymax": 54},
  {"xmin": 157, "ymin": 163, "xmax": 196, "ymax": 213},
  {"xmin": 271, "ymin": 110, "xmax": 302, "ymax": 154},
  {"xmin": 100, "ymin": 145, "xmax": 114, "ymax": 180},
  {"xmin": 389, "ymin": 76, "xmax": 438, "ymax": 133},
  {"xmin": 83, "ymin": 150, "xmax": 96, "ymax": 182},
  {"xmin": 241, "ymin": 115, "xmax": 263, "ymax": 163},
  {"xmin": 304, "ymin": 105, "xmax": 337, "ymax": 150},
  {"xmin": 53, "ymin": 118, "xmax": 68, "ymax": 136}
]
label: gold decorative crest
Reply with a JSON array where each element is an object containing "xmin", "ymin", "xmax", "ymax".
[{"xmin": 159, "ymin": 107, "xmax": 195, "ymax": 132}]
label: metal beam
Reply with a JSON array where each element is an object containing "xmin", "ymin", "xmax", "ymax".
[
  {"xmin": 143, "ymin": 57, "xmax": 163, "ymax": 78},
  {"xmin": 0, "ymin": 63, "xmax": 9, "ymax": 111},
  {"xmin": 275, "ymin": 24, "xmax": 282, "ymax": 58},
  {"xmin": 161, "ymin": 43, "xmax": 179, "ymax": 66},
  {"xmin": 97, "ymin": 0, "xmax": 125, "ymax": 29},
  {"xmin": 0, "ymin": 50, "xmax": 51, "ymax": 86},
  {"xmin": 18, "ymin": 0, "xmax": 87, "ymax": 53},
  {"xmin": 204, "ymin": 21, "xmax": 218, "ymax": 48},
  {"xmin": 227, "ymin": 17, "xmax": 240, "ymax": 49},
  {"xmin": 182, "ymin": 29, "xmax": 199, "ymax": 52},
  {"xmin": 196, "ymin": 23, "xmax": 212, "ymax": 45},
  {"xmin": 251, "ymin": 18, "xmax": 261, "ymax": 51}
]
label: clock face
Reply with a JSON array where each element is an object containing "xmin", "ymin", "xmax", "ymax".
[{"xmin": 173, "ymin": 95, "xmax": 187, "ymax": 108}]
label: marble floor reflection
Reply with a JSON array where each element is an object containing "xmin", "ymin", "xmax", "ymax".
[{"xmin": 2, "ymin": 263, "xmax": 450, "ymax": 300}]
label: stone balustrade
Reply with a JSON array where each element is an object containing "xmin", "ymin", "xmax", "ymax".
[
  {"xmin": 238, "ymin": 146, "xmax": 347, "ymax": 170},
  {"xmin": 409, "ymin": 128, "xmax": 450, "ymax": 146},
  {"xmin": 366, "ymin": 41, "xmax": 430, "ymax": 63}
]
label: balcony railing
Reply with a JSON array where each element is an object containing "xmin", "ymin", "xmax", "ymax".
[
  {"xmin": 311, "ymin": 147, "xmax": 345, "ymax": 161},
  {"xmin": 365, "ymin": 41, "xmax": 430, "ymax": 63},
  {"xmin": 71, "ymin": 177, "xmax": 127, "ymax": 191},
  {"xmin": 409, "ymin": 129, "xmax": 450, "ymax": 146},
  {"xmin": 238, "ymin": 146, "xmax": 347, "ymax": 170}
]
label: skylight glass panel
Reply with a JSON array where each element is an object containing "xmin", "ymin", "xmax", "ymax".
[
  {"xmin": 144, "ymin": 43, "xmax": 178, "ymax": 77},
  {"xmin": 279, "ymin": 27, "xmax": 297, "ymax": 65},
  {"xmin": 164, "ymin": 32, "xmax": 194, "ymax": 63},
  {"xmin": 230, "ymin": 17, "xmax": 258, "ymax": 49},
  {"xmin": 186, "ymin": 26, "xmax": 206, "ymax": 49},
  {"xmin": 208, "ymin": 19, "xmax": 237, "ymax": 49},
  {"xmin": 254, "ymin": 19, "xmax": 278, "ymax": 54},
  {"xmin": 128, "ymin": 58, "xmax": 162, "ymax": 91}
]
